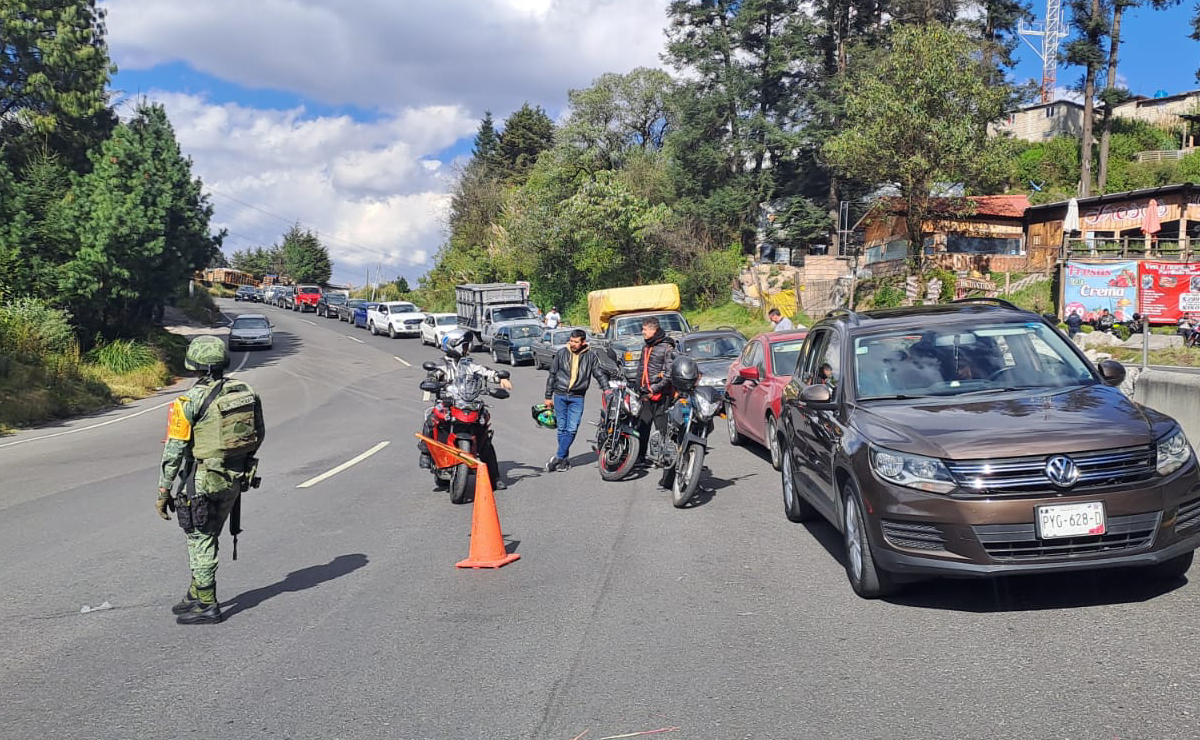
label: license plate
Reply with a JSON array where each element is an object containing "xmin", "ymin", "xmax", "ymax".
[{"xmin": 1036, "ymin": 501, "xmax": 1107, "ymax": 539}]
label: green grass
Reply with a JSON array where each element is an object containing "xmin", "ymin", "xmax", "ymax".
[
  {"xmin": 685, "ymin": 301, "xmax": 811, "ymax": 338},
  {"xmin": 175, "ymin": 283, "xmax": 220, "ymax": 325},
  {"xmin": 1109, "ymin": 346, "xmax": 1200, "ymax": 368}
]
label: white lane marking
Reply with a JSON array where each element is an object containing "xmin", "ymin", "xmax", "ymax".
[
  {"xmin": 346, "ymin": 335, "xmax": 365, "ymax": 344},
  {"xmin": 393, "ymin": 356, "xmax": 411, "ymax": 367},
  {"xmin": 303, "ymin": 319, "xmax": 317, "ymax": 326},
  {"xmin": 235, "ymin": 350, "xmax": 251, "ymax": 371},
  {"xmin": 0, "ymin": 398, "xmax": 174, "ymax": 450},
  {"xmin": 296, "ymin": 441, "xmax": 390, "ymax": 489}
]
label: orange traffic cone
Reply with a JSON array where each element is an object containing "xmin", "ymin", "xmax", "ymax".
[
  {"xmin": 415, "ymin": 433, "xmax": 520, "ymax": 569},
  {"xmin": 456, "ymin": 454, "xmax": 520, "ymax": 569}
]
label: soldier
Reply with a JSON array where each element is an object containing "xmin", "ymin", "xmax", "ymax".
[{"xmin": 156, "ymin": 336, "xmax": 264, "ymax": 625}]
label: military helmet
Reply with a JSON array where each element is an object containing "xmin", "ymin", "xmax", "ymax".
[
  {"xmin": 185, "ymin": 335, "xmax": 230, "ymax": 372},
  {"xmin": 531, "ymin": 403, "xmax": 557, "ymax": 430}
]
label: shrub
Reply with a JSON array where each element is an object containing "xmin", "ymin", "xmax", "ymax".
[
  {"xmin": 85, "ymin": 339, "xmax": 159, "ymax": 374},
  {"xmin": 871, "ymin": 280, "xmax": 906, "ymax": 309},
  {"xmin": 0, "ymin": 298, "xmax": 77, "ymax": 359},
  {"xmin": 927, "ymin": 268, "xmax": 957, "ymax": 303}
]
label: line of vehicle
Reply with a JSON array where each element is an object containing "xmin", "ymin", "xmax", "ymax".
[
  {"xmin": 394, "ymin": 356, "xmax": 412, "ymax": 367},
  {"xmin": 0, "ymin": 398, "xmax": 175, "ymax": 450},
  {"xmin": 296, "ymin": 441, "xmax": 391, "ymax": 488}
]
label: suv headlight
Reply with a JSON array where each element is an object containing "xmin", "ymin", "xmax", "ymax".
[
  {"xmin": 1157, "ymin": 429, "xmax": 1193, "ymax": 476},
  {"xmin": 869, "ymin": 445, "xmax": 956, "ymax": 494}
]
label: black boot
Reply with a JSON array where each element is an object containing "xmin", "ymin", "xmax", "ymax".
[
  {"xmin": 176, "ymin": 584, "xmax": 223, "ymax": 625},
  {"xmin": 170, "ymin": 581, "xmax": 201, "ymax": 615}
]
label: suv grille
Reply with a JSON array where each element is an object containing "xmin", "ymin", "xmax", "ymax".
[
  {"xmin": 973, "ymin": 512, "xmax": 1160, "ymax": 560},
  {"xmin": 1176, "ymin": 499, "xmax": 1200, "ymax": 532},
  {"xmin": 881, "ymin": 520, "xmax": 947, "ymax": 551},
  {"xmin": 945, "ymin": 446, "xmax": 1154, "ymax": 497}
]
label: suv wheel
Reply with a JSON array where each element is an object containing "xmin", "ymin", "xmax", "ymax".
[
  {"xmin": 369, "ymin": 321, "xmax": 378, "ymax": 336},
  {"xmin": 781, "ymin": 447, "xmax": 817, "ymax": 523},
  {"xmin": 842, "ymin": 484, "xmax": 899, "ymax": 599},
  {"xmin": 388, "ymin": 323, "xmax": 398, "ymax": 339}
]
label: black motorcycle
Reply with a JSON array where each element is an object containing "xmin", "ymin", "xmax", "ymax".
[
  {"xmin": 593, "ymin": 369, "xmax": 641, "ymax": 481},
  {"xmin": 648, "ymin": 383, "xmax": 725, "ymax": 508},
  {"xmin": 419, "ymin": 359, "xmax": 510, "ymax": 504}
]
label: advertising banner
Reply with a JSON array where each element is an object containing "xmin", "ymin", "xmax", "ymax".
[
  {"xmin": 1138, "ymin": 261, "xmax": 1200, "ymax": 322},
  {"xmin": 1062, "ymin": 261, "xmax": 1139, "ymax": 322}
]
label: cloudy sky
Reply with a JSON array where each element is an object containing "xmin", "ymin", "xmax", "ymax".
[
  {"xmin": 103, "ymin": 0, "xmax": 672, "ymax": 287},
  {"xmin": 101, "ymin": 1, "xmax": 1196, "ymax": 286}
]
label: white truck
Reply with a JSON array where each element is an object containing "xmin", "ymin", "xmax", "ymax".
[
  {"xmin": 367, "ymin": 300, "xmax": 426, "ymax": 338},
  {"xmin": 455, "ymin": 283, "xmax": 539, "ymax": 350}
]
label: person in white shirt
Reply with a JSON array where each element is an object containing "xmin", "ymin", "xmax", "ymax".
[
  {"xmin": 768, "ymin": 308, "xmax": 795, "ymax": 331},
  {"xmin": 545, "ymin": 307, "xmax": 561, "ymax": 329}
]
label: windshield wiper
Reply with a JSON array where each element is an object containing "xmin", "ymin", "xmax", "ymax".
[
  {"xmin": 956, "ymin": 386, "xmax": 1047, "ymax": 396},
  {"xmin": 856, "ymin": 394, "xmax": 931, "ymax": 401}
]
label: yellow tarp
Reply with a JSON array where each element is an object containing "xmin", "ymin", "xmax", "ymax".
[
  {"xmin": 587, "ymin": 284, "xmax": 681, "ymax": 332},
  {"xmin": 765, "ymin": 289, "xmax": 797, "ymax": 316}
]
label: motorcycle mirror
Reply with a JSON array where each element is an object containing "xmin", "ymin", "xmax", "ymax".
[
  {"xmin": 419, "ymin": 379, "xmax": 441, "ymax": 394},
  {"xmin": 495, "ymin": 369, "xmax": 511, "ymax": 380},
  {"xmin": 490, "ymin": 388, "xmax": 510, "ymax": 399},
  {"xmin": 421, "ymin": 360, "xmax": 439, "ymax": 372}
]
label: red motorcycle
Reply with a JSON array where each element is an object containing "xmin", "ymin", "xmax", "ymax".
[{"xmin": 420, "ymin": 359, "xmax": 510, "ymax": 504}]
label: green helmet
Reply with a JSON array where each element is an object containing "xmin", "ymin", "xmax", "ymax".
[
  {"xmin": 531, "ymin": 403, "xmax": 557, "ymax": 430},
  {"xmin": 185, "ymin": 335, "xmax": 230, "ymax": 372}
]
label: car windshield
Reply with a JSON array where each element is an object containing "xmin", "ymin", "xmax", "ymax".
[
  {"xmin": 347, "ymin": 299, "xmax": 367, "ymax": 308},
  {"xmin": 493, "ymin": 306, "xmax": 536, "ymax": 321},
  {"xmin": 437, "ymin": 315, "xmax": 457, "ymax": 325},
  {"xmin": 852, "ymin": 321, "xmax": 1096, "ymax": 399},
  {"xmin": 770, "ymin": 339, "xmax": 806, "ymax": 376},
  {"xmin": 298, "ymin": 287, "xmax": 320, "ymax": 294},
  {"xmin": 326, "ymin": 294, "xmax": 346, "ymax": 303},
  {"xmin": 684, "ymin": 334, "xmax": 745, "ymax": 359},
  {"xmin": 232, "ymin": 317, "xmax": 269, "ymax": 330},
  {"xmin": 614, "ymin": 314, "xmax": 688, "ymax": 336},
  {"xmin": 510, "ymin": 325, "xmax": 541, "ymax": 340}
]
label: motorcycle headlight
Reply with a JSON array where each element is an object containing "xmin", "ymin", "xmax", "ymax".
[
  {"xmin": 1157, "ymin": 428, "xmax": 1193, "ymax": 476},
  {"xmin": 698, "ymin": 375, "xmax": 725, "ymax": 387},
  {"xmin": 692, "ymin": 391, "xmax": 721, "ymax": 420},
  {"xmin": 869, "ymin": 445, "xmax": 956, "ymax": 494},
  {"xmin": 625, "ymin": 393, "xmax": 642, "ymax": 415}
]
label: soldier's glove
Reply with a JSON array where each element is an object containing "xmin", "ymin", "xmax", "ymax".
[{"xmin": 156, "ymin": 488, "xmax": 174, "ymax": 521}]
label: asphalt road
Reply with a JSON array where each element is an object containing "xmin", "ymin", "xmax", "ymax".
[{"xmin": 3, "ymin": 298, "xmax": 1200, "ymax": 740}]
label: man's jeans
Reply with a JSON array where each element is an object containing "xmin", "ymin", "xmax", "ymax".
[{"xmin": 553, "ymin": 394, "xmax": 586, "ymax": 461}]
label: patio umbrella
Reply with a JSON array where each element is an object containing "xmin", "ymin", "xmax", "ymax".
[
  {"xmin": 1142, "ymin": 199, "xmax": 1162, "ymax": 235},
  {"xmin": 1063, "ymin": 197, "xmax": 1080, "ymax": 232}
]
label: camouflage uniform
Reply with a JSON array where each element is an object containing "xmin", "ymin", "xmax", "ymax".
[{"xmin": 158, "ymin": 336, "xmax": 263, "ymax": 624}]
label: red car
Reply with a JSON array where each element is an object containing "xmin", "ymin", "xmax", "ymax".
[{"xmin": 724, "ymin": 329, "xmax": 808, "ymax": 469}]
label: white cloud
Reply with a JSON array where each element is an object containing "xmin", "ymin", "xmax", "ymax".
[
  {"xmin": 104, "ymin": 0, "xmax": 671, "ymax": 116},
  {"xmin": 141, "ymin": 91, "xmax": 475, "ymax": 282}
]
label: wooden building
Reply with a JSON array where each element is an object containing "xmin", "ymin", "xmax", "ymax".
[
  {"xmin": 859, "ymin": 194, "xmax": 1031, "ymax": 273},
  {"xmin": 1024, "ymin": 183, "xmax": 1200, "ymax": 267}
]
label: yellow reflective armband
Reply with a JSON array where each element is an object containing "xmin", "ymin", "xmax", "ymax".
[{"xmin": 166, "ymin": 398, "xmax": 192, "ymax": 441}]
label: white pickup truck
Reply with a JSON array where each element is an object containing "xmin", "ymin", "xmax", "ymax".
[{"xmin": 367, "ymin": 301, "xmax": 426, "ymax": 338}]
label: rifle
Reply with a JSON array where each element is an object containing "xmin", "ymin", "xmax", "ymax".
[{"xmin": 229, "ymin": 456, "xmax": 261, "ymax": 561}]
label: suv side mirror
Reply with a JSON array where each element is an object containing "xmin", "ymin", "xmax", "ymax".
[
  {"xmin": 1098, "ymin": 359, "xmax": 1127, "ymax": 387},
  {"xmin": 422, "ymin": 360, "xmax": 439, "ymax": 372},
  {"xmin": 800, "ymin": 384, "xmax": 834, "ymax": 405}
]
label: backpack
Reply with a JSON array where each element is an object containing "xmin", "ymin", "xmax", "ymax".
[{"xmin": 191, "ymin": 379, "xmax": 261, "ymax": 460}]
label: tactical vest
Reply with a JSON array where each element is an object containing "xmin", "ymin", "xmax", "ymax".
[{"xmin": 192, "ymin": 380, "xmax": 261, "ymax": 461}]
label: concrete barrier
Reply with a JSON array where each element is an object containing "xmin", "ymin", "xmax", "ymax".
[{"xmin": 1133, "ymin": 369, "xmax": 1200, "ymax": 444}]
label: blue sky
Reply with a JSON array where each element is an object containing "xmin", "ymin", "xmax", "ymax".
[{"xmin": 1012, "ymin": 2, "xmax": 1197, "ymax": 98}]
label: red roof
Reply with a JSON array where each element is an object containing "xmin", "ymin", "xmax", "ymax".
[{"xmin": 874, "ymin": 194, "xmax": 1030, "ymax": 220}]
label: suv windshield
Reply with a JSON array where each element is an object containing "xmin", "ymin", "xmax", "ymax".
[
  {"xmin": 614, "ymin": 314, "xmax": 688, "ymax": 336},
  {"xmin": 853, "ymin": 321, "xmax": 1095, "ymax": 399},
  {"xmin": 493, "ymin": 306, "xmax": 536, "ymax": 321},
  {"xmin": 437, "ymin": 315, "xmax": 457, "ymax": 325},
  {"xmin": 298, "ymin": 286, "xmax": 320, "ymax": 295},
  {"xmin": 391, "ymin": 303, "xmax": 417, "ymax": 313}
]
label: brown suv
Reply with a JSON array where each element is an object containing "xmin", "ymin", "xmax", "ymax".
[{"xmin": 779, "ymin": 299, "xmax": 1200, "ymax": 598}]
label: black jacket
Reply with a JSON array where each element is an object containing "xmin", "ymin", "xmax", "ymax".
[
  {"xmin": 638, "ymin": 329, "xmax": 676, "ymax": 396},
  {"xmin": 545, "ymin": 345, "xmax": 610, "ymax": 398}
]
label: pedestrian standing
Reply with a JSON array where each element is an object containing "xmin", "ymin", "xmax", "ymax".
[
  {"xmin": 1066, "ymin": 310, "xmax": 1083, "ymax": 338},
  {"xmin": 635, "ymin": 316, "xmax": 677, "ymax": 465},
  {"xmin": 545, "ymin": 306, "xmax": 561, "ymax": 330},
  {"xmin": 544, "ymin": 329, "xmax": 610, "ymax": 472},
  {"xmin": 157, "ymin": 336, "xmax": 265, "ymax": 625},
  {"xmin": 768, "ymin": 308, "xmax": 794, "ymax": 331}
]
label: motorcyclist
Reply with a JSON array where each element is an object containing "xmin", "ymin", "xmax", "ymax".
[
  {"xmin": 635, "ymin": 316, "xmax": 677, "ymax": 466},
  {"xmin": 418, "ymin": 329, "xmax": 514, "ymax": 489}
]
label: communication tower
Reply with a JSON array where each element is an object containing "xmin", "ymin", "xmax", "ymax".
[{"xmin": 1019, "ymin": 0, "xmax": 1070, "ymax": 103}]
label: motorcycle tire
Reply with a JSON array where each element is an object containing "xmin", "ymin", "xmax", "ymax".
[
  {"xmin": 449, "ymin": 438, "xmax": 472, "ymax": 504},
  {"xmin": 671, "ymin": 443, "xmax": 704, "ymax": 508},
  {"xmin": 598, "ymin": 433, "xmax": 637, "ymax": 482}
]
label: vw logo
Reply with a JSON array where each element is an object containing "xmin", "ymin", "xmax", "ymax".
[{"xmin": 1045, "ymin": 455, "xmax": 1080, "ymax": 487}]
